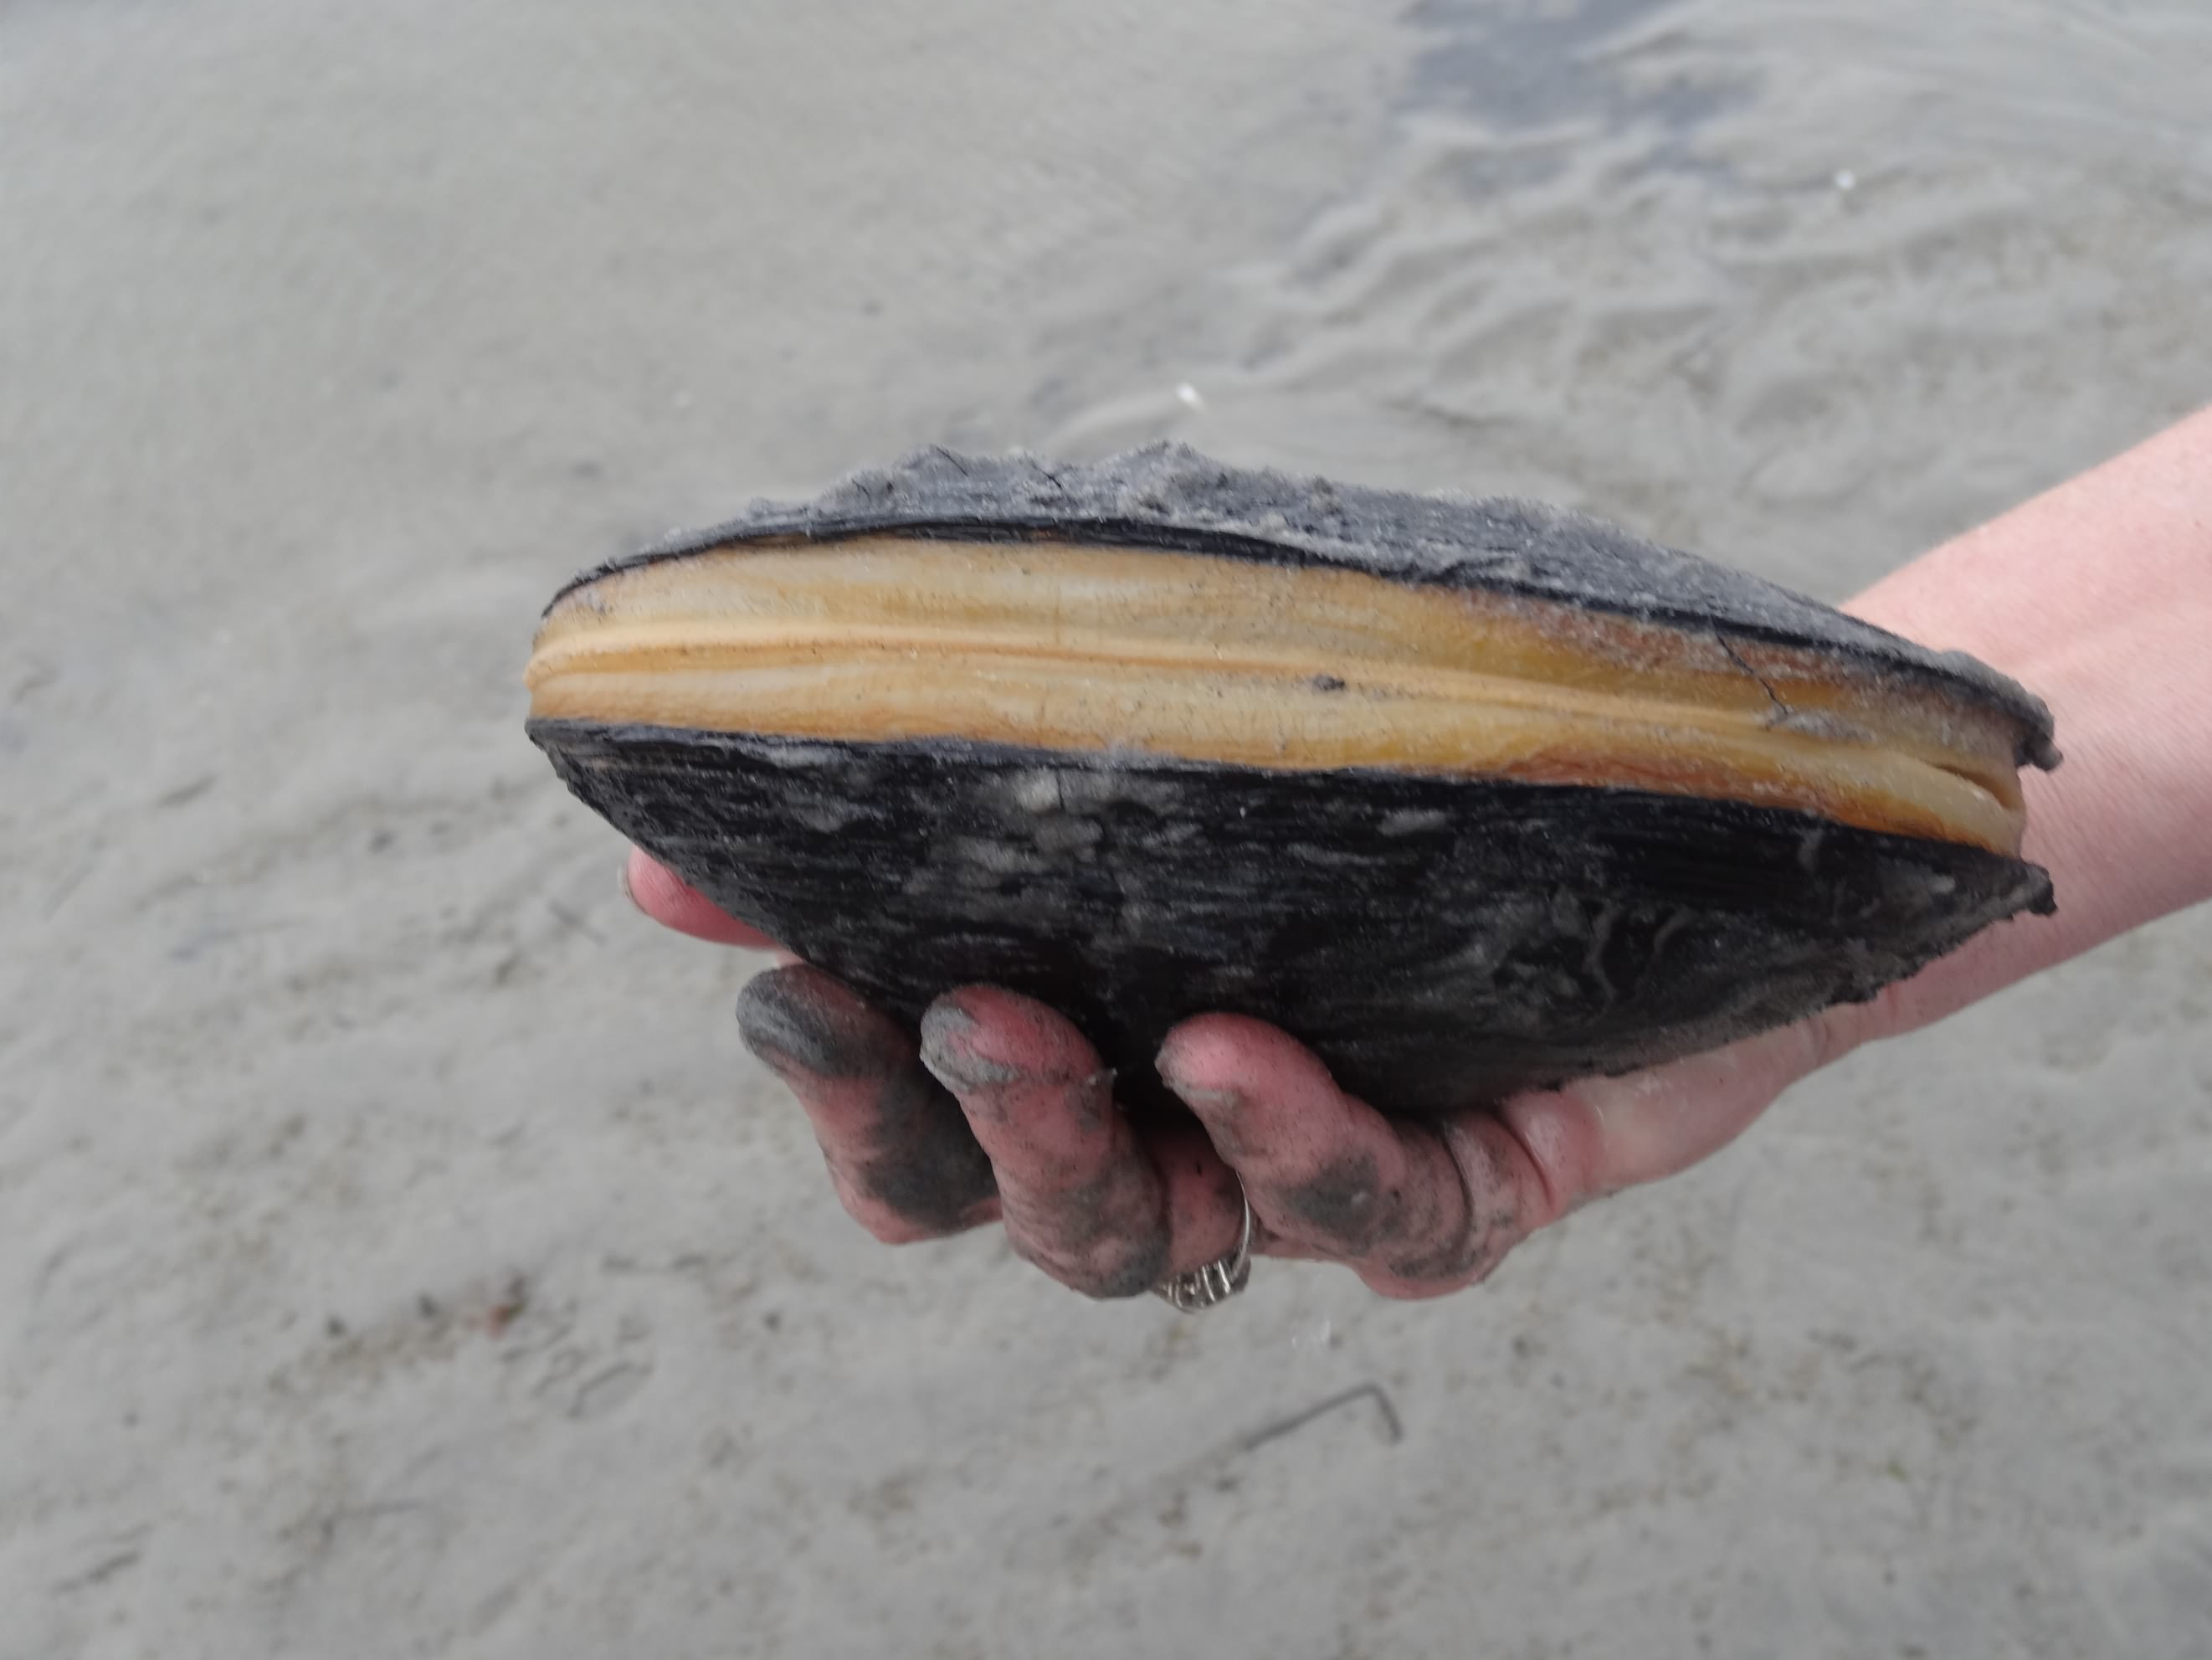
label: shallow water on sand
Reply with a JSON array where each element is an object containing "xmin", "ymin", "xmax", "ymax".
[{"xmin": 4, "ymin": 3, "xmax": 2209, "ymax": 1657}]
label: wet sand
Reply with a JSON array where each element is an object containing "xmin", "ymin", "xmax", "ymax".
[{"xmin": 5, "ymin": 2, "xmax": 2210, "ymax": 1654}]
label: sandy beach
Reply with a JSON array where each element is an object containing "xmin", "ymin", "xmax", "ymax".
[{"xmin": 6, "ymin": 3, "xmax": 2210, "ymax": 1655}]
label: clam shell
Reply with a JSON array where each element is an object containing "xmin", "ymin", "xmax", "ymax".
[{"xmin": 526, "ymin": 445, "xmax": 2056, "ymax": 1114}]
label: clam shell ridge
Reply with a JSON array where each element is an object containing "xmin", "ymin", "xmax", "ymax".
[{"xmin": 526, "ymin": 444, "xmax": 2057, "ymax": 1114}]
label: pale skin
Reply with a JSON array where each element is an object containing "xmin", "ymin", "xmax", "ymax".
[{"xmin": 623, "ymin": 408, "xmax": 2212, "ymax": 1301}]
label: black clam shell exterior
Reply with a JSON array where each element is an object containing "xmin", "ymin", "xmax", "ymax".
[
  {"xmin": 531, "ymin": 445, "xmax": 2059, "ymax": 1114},
  {"xmin": 530, "ymin": 722, "xmax": 2054, "ymax": 1114}
]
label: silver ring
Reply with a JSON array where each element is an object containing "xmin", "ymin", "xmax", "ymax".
[{"xmin": 1152, "ymin": 1188, "xmax": 1254, "ymax": 1313}]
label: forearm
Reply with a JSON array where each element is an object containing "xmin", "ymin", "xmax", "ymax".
[{"xmin": 1843, "ymin": 404, "xmax": 2212, "ymax": 1036}]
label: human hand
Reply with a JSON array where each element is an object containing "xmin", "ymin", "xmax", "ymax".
[{"xmin": 623, "ymin": 845, "xmax": 1879, "ymax": 1300}]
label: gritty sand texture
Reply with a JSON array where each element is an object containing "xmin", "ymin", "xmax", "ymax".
[{"xmin": 5, "ymin": 3, "xmax": 2210, "ymax": 1657}]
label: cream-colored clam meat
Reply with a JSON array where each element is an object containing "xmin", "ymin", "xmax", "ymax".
[{"xmin": 526, "ymin": 537, "xmax": 2029, "ymax": 857}]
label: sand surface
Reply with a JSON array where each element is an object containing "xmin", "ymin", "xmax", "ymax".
[{"xmin": 5, "ymin": 3, "xmax": 2210, "ymax": 1655}]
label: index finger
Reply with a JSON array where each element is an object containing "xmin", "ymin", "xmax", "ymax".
[{"xmin": 623, "ymin": 846, "xmax": 779, "ymax": 949}]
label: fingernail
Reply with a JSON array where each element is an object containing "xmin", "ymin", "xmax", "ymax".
[
  {"xmin": 917, "ymin": 1000, "xmax": 1024, "ymax": 1092},
  {"xmin": 1154, "ymin": 1048, "xmax": 1241, "ymax": 1114},
  {"xmin": 617, "ymin": 856, "xmax": 640, "ymax": 912},
  {"xmin": 737, "ymin": 969, "xmax": 887, "ymax": 1079},
  {"xmin": 1175, "ymin": 1088, "xmax": 1248, "ymax": 1143}
]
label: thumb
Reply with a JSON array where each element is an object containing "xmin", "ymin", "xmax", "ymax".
[{"xmin": 622, "ymin": 847, "xmax": 782, "ymax": 951}]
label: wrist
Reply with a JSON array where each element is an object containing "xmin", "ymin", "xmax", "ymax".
[{"xmin": 1840, "ymin": 408, "xmax": 2212, "ymax": 1036}]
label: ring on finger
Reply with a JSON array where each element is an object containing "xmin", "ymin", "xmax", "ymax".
[{"xmin": 1152, "ymin": 1186, "xmax": 1254, "ymax": 1313}]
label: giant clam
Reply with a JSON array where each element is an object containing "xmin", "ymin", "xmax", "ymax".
[{"xmin": 526, "ymin": 445, "xmax": 2056, "ymax": 1114}]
